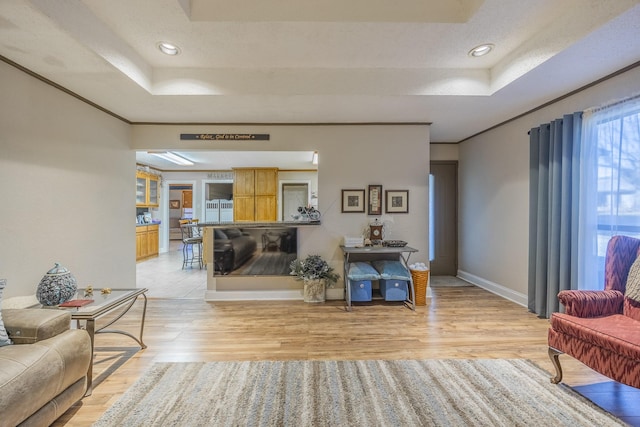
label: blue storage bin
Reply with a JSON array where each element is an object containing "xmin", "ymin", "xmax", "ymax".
[
  {"xmin": 350, "ymin": 280, "xmax": 372, "ymax": 301},
  {"xmin": 379, "ymin": 279, "xmax": 408, "ymax": 301}
]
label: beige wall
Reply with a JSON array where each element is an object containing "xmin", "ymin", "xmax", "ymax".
[
  {"xmin": 0, "ymin": 57, "xmax": 430, "ymax": 302},
  {"xmin": 430, "ymin": 143, "xmax": 459, "ymax": 161},
  {"xmin": 132, "ymin": 124, "xmax": 430, "ymax": 299},
  {"xmin": 458, "ymin": 65, "xmax": 640, "ymax": 306},
  {"xmin": 0, "ymin": 61, "xmax": 134, "ymax": 299}
]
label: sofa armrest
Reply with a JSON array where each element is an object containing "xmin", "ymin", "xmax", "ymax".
[
  {"xmin": 2, "ymin": 309, "xmax": 71, "ymax": 344},
  {"xmin": 557, "ymin": 290, "xmax": 624, "ymax": 317}
]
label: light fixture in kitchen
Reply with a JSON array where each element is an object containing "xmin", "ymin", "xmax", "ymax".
[{"xmin": 148, "ymin": 151, "xmax": 194, "ymax": 166}]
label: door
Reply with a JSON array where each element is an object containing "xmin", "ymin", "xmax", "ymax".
[
  {"xmin": 282, "ymin": 183, "xmax": 309, "ymax": 221},
  {"xmin": 182, "ymin": 190, "xmax": 193, "ymax": 208},
  {"xmin": 429, "ymin": 161, "xmax": 458, "ymax": 276}
]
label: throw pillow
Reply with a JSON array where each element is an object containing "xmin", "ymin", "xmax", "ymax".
[
  {"xmin": 0, "ymin": 279, "xmax": 13, "ymax": 346},
  {"xmin": 223, "ymin": 228, "xmax": 243, "ymax": 239},
  {"xmin": 214, "ymin": 229, "xmax": 229, "ymax": 240},
  {"xmin": 625, "ymin": 255, "xmax": 640, "ymax": 303}
]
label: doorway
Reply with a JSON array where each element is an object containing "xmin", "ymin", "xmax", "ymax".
[
  {"xmin": 169, "ymin": 184, "xmax": 194, "ymax": 229},
  {"xmin": 281, "ymin": 182, "xmax": 310, "ymax": 221},
  {"xmin": 429, "ymin": 161, "xmax": 458, "ymax": 275}
]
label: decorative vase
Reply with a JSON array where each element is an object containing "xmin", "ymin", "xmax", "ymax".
[
  {"xmin": 303, "ymin": 278, "xmax": 326, "ymax": 303},
  {"xmin": 36, "ymin": 263, "xmax": 77, "ymax": 306}
]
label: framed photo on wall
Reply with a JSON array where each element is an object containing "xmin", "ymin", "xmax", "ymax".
[
  {"xmin": 368, "ymin": 185, "xmax": 383, "ymax": 215},
  {"xmin": 170, "ymin": 200, "xmax": 181, "ymax": 209},
  {"xmin": 341, "ymin": 189, "xmax": 365, "ymax": 213},
  {"xmin": 385, "ymin": 190, "xmax": 409, "ymax": 213}
]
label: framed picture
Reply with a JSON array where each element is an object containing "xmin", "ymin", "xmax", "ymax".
[
  {"xmin": 385, "ymin": 190, "xmax": 409, "ymax": 213},
  {"xmin": 169, "ymin": 200, "xmax": 180, "ymax": 209},
  {"xmin": 368, "ymin": 185, "xmax": 383, "ymax": 215},
  {"xmin": 341, "ymin": 189, "xmax": 365, "ymax": 213}
]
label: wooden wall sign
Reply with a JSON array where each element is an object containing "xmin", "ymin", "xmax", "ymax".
[{"xmin": 180, "ymin": 134, "xmax": 270, "ymax": 141}]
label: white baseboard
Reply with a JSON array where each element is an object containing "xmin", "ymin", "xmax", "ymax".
[{"xmin": 456, "ymin": 270, "xmax": 527, "ymax": 307}]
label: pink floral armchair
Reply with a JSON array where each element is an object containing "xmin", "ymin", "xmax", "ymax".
[{"xmin": 548, "ymin": 235, "xmax": 640, "ymax": 388}]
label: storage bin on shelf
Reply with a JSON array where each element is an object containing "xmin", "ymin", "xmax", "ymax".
[
  {"xmin": 409, "ymin": 263, "xmax": 429, "ymax": 306},
  {"xmin": 347, "ymin": 262, "xmax": 380, "ymax": 302},
  {"xmin": 372, "ymin": 260, "xmax": 411, "ymax": 302}
]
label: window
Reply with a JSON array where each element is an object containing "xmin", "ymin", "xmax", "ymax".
[{"xmin": 579, "ymin": 97, "xmax": 640, "ymax": 289}]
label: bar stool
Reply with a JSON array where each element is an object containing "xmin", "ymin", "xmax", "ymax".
[{"xmin": 180, "ymin": 220, "xmax": 202, "ymax": 269}]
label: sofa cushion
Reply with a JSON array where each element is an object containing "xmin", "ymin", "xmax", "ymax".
[
  {"xmin": 0, "ymin": 279, "xmax": 11, "ymax": 347},
  {"xmin": 224, "ymin": 228, "xmax": 243, "ymax": 239},
  {"xmin": 625, "ymin": 254, "xmax": 640, "ymax": 303},
  {"xmin": 551, "ymin": 313, "xmax": 640, "ymax": 361},
  {"xmin": 0, "ymin": 328, "xmax": 91, "ymax": 427},
  {"xmin": 3, "ymin": 309, "xmax": 71, "ymax": 344},
  {"xmin": 214, "ymin": 229, "xmax": 229, "ymax": 240}
]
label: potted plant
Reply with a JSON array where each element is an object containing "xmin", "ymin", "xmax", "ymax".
[{"xmin": 290, "ymin": 254, "xmax": 340, "ymax": 303}]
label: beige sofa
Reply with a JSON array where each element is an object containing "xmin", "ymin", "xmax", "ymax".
[{"xmin": 0, "ymin": 309, "xmax": 92, "ymax": 427}]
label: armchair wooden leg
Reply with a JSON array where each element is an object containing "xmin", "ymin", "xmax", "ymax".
[{"xmin": 548, "ymin": 347, "xmax": 563, "ymax": 384}]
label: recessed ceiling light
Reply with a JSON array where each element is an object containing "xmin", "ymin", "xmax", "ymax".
[
  {"xmin": 468, "ymin": 43, "xmax": 494, "ymax": 57},
  {"xmin": 157, "ymin": 42, "xmax": 181, "ymax": 56}
]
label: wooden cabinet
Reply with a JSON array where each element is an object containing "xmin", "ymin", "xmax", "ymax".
[
  {"xmin": 136, "ymin": 224, "xmax": 159, "ymax": 261},
  {"xmin": 148, "ymin": 176, "xmax": 159, "ymax": 206},
  {"xmin": 136, "ymin": 171, "xmax": 159, "ymax": 207},
  {"xmin": 233, "ymin": 168, "xmax": 277, "ymax": 221},
  {"xmin": 182, "ymin": 190, "xmax": 193, "ymax": 208},
  {"xmin": 136, "ymin": 227, "xmax": 146, "ymax": 260}
]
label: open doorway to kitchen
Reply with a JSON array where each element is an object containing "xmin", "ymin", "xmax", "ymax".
[
  {"xmin": 134, "ymin": 150, "xmax": 319, "ymax": 299},
  {"xmin": 168, "ymin": 184, "xmax": 195, "ymax": 241},
  {"xmin": 136, "ymin": 180, "xmax": 207, "ymax": 299},
  {"xmin": 281, "ymin": 182, "xmax": 311, "ymax": 221}
]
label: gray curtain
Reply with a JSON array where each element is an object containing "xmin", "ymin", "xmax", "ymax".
[{"xmin": 528, "ymin": 112, "xmax": 582, "ymax": 318}]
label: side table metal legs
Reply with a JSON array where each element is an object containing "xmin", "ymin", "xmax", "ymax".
[{"xmin": 80, "ymin": 293, "xmax": 148, "ymax": 396}]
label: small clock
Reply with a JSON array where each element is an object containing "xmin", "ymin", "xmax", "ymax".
[{"xmin": 369, "ymin": 224, "xmax": 383, "ymax": 240}]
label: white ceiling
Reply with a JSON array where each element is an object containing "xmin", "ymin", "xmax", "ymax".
[
  {"xmin": 2, "ymin": 0, "xmax": 640, "ymax": 169},
  {"xmin": 136, "ymin": 150, "xmax": 318, "ymax": 171}
]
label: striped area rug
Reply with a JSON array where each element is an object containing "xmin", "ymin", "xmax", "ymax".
[{"xmin": 93, "ymin": 359, "xmax": 624, "ymax": 426}]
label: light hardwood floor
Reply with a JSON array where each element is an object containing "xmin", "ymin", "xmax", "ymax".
[{"xmin": 53, "ymin": 258, "xmax": 639, "ymax": 426}]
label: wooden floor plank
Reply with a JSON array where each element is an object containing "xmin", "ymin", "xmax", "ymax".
[{"xmin": 52, "ymin": 283, "xmax": 639, "ymax": 426}]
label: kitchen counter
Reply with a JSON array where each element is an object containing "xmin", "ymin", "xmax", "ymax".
[{"xmin": 196, "ymin": 220, "xmax": 320, "ymax": 228}]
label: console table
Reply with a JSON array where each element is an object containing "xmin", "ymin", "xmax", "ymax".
[{"xmin": 340, "ymin": 245, "xmax": 418, "ymax": 311}]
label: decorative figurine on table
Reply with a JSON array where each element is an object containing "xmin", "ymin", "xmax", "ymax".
[{"xmin": 294, "ymin": 206, "xmax": 321, "ymax": 221}]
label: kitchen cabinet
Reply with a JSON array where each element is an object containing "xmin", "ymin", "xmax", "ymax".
[
  {"xmin": 182, "ymin": 190, "xmax": 193, "ymax": 208},
  {"xmin": 136, "ymin": 224, "xmax": 159, "ymax": 261},
  {"xmin": 233, "ymin": 168, "xmax": 277, "ymax": 221},
  {"xmin": 136, "ymin": 171, "xmax": 159, "ymax": 207}
]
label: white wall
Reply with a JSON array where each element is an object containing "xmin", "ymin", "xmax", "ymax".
[
  {"xmin": 458, "ymin": 65, "xmax": 640, "ymax": 306},
  {"xmin": 0, "ymin": 61, "xmax": 134, "ymax": 299},
  {"xmin": 132, "ymin": 124, "xmax": 430, "ymax": 298}
]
